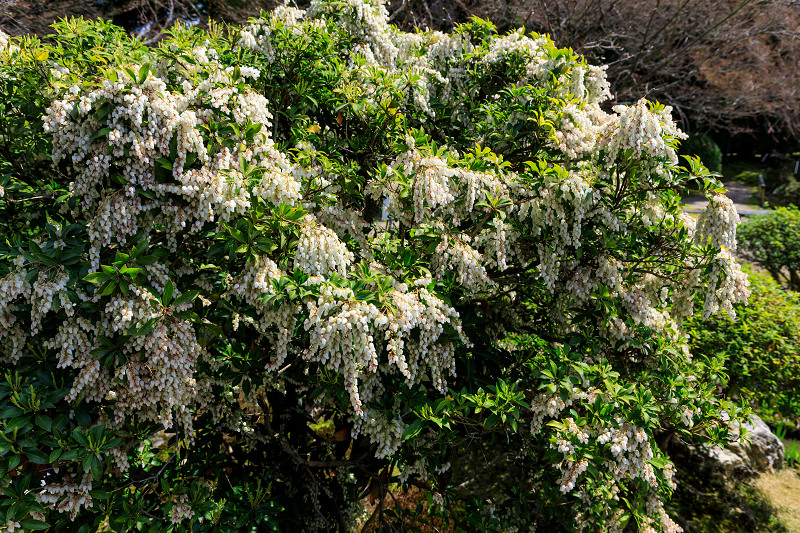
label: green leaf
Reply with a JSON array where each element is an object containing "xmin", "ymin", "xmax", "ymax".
[
  {"xmin": 82, "ymin": 453, "xmax": 93, "ymax": 473},
  {"xmin": 163, "ymin": 281, "xmax": 174, "ymax": 305},
  {"xmin": 0, "ymin": 406, "xmax": 23, "ymax": 419},
  {"xmin": 26, "ymin": 449, "xmax": 49, "ymax": 465},
  {"xmin": 72, "ymin": 429, "xmax": 90, "ymax": 448},
  {"xmin": 401, "ymin": 419, "xmax": 424, "ymax": 440},
  {"xmin": 90, "ymin": 455, "xmax": 103, "ymax": 479},
  {"xmin": 137, "ymin": 318, "xmax": 158, "ymax": 337},
  {"xmin": 172, "ymin": 290, "xmax": 199, "ymax": 307},
  {"xmin": 91, "ymin": 127, "xmax": 112, "ymax": 140},
  {"xmin": 100, "ymin": 279, "xmax": 117, "ymax": 296},
  {"xmin": 60, "ymin": 449, "xmax": 82, "ymax": 461},
  {"xmin": 96, "ymin": 102, "xmax": 113, "ymax": 122},
  {"xmin": 49, "ymin": 448, "xmax": 63, "ymax": 463},
  {"xmin": 137, "ymin": 254, "xmax": 158, "ymax": 265},
  {"xmin": 35, "ymin": 414, "xmax": 52, "ymax": 432},
  {"xmin": 20, "ymin": 520, "xmax": 49, "ymax": 531}
]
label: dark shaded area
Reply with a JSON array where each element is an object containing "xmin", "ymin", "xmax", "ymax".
[
  {"xmin": 1, "ymin": 0, "xmax": 213, "ymax": 43},
  {"xmin": 664, "ymin": 435, "xmax": 787, "ymax": 533}
]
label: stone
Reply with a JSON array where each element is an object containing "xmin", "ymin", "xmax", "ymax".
[
  {"xmin": 663, "ymin": 414, "xmax": 784, "ymax": 482},
  {"xmin": 732, "ymin": 415, "xmax": 785, "ymax": 472},
  {"xmin": 702, "ymin": 414, "xmax": 785, "ymax": 476}
]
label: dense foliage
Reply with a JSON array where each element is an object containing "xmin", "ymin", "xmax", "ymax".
[
  {"xmin": 738, "ymin": 207, "xmax": 800, "ymax": 291},
  {"xmin": 0, "ymin": 4, "xmax": 752, "ymax": 532},
  {"xmin": 685, "ymin": 267, "xmax": 800, "ymax": 421}
]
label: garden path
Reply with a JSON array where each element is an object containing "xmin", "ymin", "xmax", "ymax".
[{"xmin": 682, "ymin": 180, "xmax": 769, "ymax": 216}]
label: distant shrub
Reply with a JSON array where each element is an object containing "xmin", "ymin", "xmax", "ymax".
[
  {"xmin": 685, "ymin": 267, "xmax": 800, "ymax": 420},
  {"xmin": 738, "ymin": 207, "xmax": 800, "ymax": 290},
  {"xmin": 773, "ymin": 180, "xmax": 800, "ymax": 207}
]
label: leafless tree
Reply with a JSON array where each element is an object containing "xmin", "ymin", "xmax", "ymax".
[
  {"xmin": 3, "ymin": 0, "xmax": 800, "ymax": 141},
  {"xmin": 1, "ymin": 0, "xmax": 207, "ymax": 44},
  {"xmin": 388, "ymin": 0, "xmax": 800, "ymax": 142}
]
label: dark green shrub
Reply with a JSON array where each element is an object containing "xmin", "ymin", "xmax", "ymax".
[
  {"xmin": 685, "ymin": 267, "xmax": 800, "ymax": 420},
  {"xmin": 773, "ymin": 180, "xmax": 800, "ymax": 207},
  {"xmin": 738, "ymin": 206, "xmax": 800, "ymax": 290}
]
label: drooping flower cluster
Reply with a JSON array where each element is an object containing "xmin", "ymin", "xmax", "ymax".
[
  {"xmin": 695, "ymin": 193, "xmax": 740, "ymax": 251},
  {"xmin": 433, "ymin": 235, "xmax": 492, "ymax": 291},
  {"xmin": 701, "ymin": 249, "xmax": 750, "ymax": 319},
  {"xmin": 36, "ymin": 475, "xmax": 94, "ymax": 521},
  {"xmin": 295, "ymin": 218, "xmax": 354, "ymax": 277},
  {"xmin": 554, "ymin": 102, "xmax": 611, "ymax": 159},
  {"xmin": 604, "ymin": 99, "xmax": 688, "ymax": 167},
  {"xmin": 304, "ymin": 286, "xmax": 381, "ymax": 414},
  {"xmin": 42, "ymin": 60, "xmax": 298, "ymax": 268},
  {"xmin": 168, "ymin": 494, "xmax": 195, "ymax": 524},
  {"xmin": 301, "ymin": 277, "xmax": 467, "ymax": 416},
  {"xmin": 228, "ymin": 255, "xmax": 297, "ymax": 370},
  {"xmin": 0, "ymin": 256, "xmax": 31, "ymax": 363}
]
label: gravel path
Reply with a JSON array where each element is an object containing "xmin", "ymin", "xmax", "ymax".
[{"xmin": 682, "ymin": 180, "xmax": 769, "ymax": 216}]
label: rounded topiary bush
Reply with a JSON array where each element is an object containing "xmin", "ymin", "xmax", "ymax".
[
  {"xmin": 738, "ymin": 206, "xmax": 800, "ymax": 291},
  {"xmin": 0, "ymin": 4, "xmax": 750, "ymax": 532}
]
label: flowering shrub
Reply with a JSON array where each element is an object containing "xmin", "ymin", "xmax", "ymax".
[{"xmin": 0, "ymin": 4, "xmax": 750, "ymax": 532}]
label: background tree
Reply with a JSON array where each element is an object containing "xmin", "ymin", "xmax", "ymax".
[{"xmin": 391, "ymin": 0, "xmax": 800, "ymax": 147}]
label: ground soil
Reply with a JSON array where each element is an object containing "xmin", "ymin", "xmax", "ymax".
[{"xmin": 756, "ymin": 468, "xmax": 800, "ymax": 532}]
